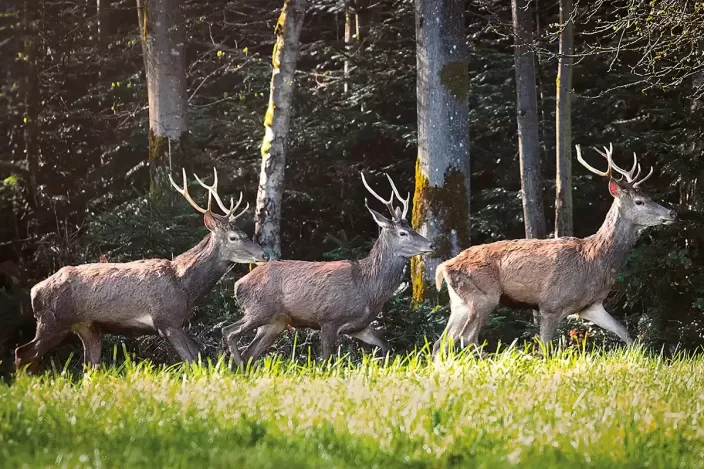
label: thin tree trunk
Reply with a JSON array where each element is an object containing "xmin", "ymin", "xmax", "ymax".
[
  {"xmin": 255, "ymin": 0, "xmax": 306, "ymax": 260},
  {"xmin": 97, "ymin": 0, "xmax": 111, "ymax": 46},
  {"xmin": 136, "ymin": 0, "xmax": 189, "ymax": 205},
  {"xmin": 22, "ymin": 0, "xmax": 39, "ymax": 211},
  {"xmin": 533, "ymin": 0, "xmax": 548, "ymax": 162},
  {"xmin": 356, "ymin": 0, "xmax": 380, "ymax": 36},
  {"xmin": 554, "ymin": 0, "xmax": 574, "ymax": 237},
  {"xmin": 344, "ymin": 1, "xmax": 353, "ymax": 93},
  {"xmin": 411, "ymin": 0, "xmax": 471, "ymax": 301},
  {"xmin": 511, "ymin": 0, "xmax": 546, "ymax": 239}
]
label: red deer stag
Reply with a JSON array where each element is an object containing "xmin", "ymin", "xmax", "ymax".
[
  {"xmin": 434, "ymin": 144, "xmax": 677, "ymax": 356},
  {"xmin": 15, "ymin": 169, "xmax": 268, "ymax": 370},
  {"xmin": 222, "ymin": 173, "xmax": 435, "ymax": 364}
]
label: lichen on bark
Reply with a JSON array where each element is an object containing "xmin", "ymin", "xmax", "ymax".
[{"xmin": 410, "ymin": 162, "xmax": 471, "ymax": 302}]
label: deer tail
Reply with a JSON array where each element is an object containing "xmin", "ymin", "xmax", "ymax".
[{"xmin": 435, "ymin": 262, "xmax": 447, "ymax": 291}]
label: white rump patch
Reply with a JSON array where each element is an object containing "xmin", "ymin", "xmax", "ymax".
[{"xmin": 134, "ymin": 314, "xmax": 155, "ymax": 328}]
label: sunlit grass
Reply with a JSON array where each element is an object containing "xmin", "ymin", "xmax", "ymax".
[{"xmin": 0, "ymin": 345, "xmax": 702, "ymax": 468}]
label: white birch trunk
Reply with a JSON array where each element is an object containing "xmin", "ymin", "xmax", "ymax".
[{"xmin": 255, "ymin": 0, "xmax": 307, "ymax": 260}]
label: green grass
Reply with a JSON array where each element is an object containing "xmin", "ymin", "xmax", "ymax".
[{"xmin": 0, "ymin": 346, "xmax": 702, "ymax": 468}]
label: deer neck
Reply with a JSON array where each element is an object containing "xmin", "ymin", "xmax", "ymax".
[
  {"xmin": 585, "ymin": 201, "xmax": 640, "ymax": 275},
  {"xmin": 359, "ymin": 233, "xmax": 408, "ymax": 306},
  {"xmin": 172, "ymin": 234, "xmax": 232, "ymax": 307}
]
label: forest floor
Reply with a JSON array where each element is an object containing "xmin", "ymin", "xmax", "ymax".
[{"xmin": 0, "ymin": 347, "xmax": 702, "ymax": 468}]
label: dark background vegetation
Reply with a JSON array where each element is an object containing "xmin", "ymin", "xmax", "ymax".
[{"xmin": 0, "ymin": 0, "xmax": 702, "ymax": 372}]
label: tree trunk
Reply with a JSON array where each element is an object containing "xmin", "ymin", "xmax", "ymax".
[
  {"xmin": 533, "ymin": 1, "xmax": 548, "ymax": 162},
  {"xmin": 255, "ymin": 0, "xmax": 306, "ymax": 260},
  {"xmin": 97, "ymin": 0, "xmax": 111, "ymax": 46},
  {"xmin": 511, "ymin": 0, "xmax": 546, "ymax": 239},
  {"xmin": 22, "ymin": 0, "xmax": 39, "ymax": 211},
  {"xmin": 356, "ymin": 0, "xmax": 380, "ymax": 37},
  {"xmin": 344, "ymin": 1, "xmax": 353, "ymax": 93},
  {"xmin": 554, "ymin": 0, "xmax": 574, "ymax": 237},
  {"xmin": 136, "ymin": 0, "xmax": 189, "ymax": 205},
  {"xmin": 411, "ymin": 0, "xmax": 471, "ymax": 302}
]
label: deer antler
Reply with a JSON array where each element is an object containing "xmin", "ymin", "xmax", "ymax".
[
  {"xmin": 169, "ymin": 168, "xmax": 212, "ymax": 214},
  {"xmin": 632, "ymin": 165, "xmax": 654, "ymax": 188},
  {"xmin": 592, "ymin": 144, "xmax": 655, "ymax": 188},
  {"xmin": 385, "ymin": 173, "xmax": 410, "ymax": 219},
  {"xmin": 576, "ymin": 144, "xmax": 612, "ymax": 178},
  {"xmin": 361, "ymin": 172, "xmax": 396, "ymax": 217},
  {"xmin": 194, "ymin": 168, "xmax": 249, "ymax": 220}
]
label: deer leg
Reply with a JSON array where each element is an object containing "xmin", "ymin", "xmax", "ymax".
[
  {"xmin": 348, "ymin": 326, "xmax": 389, "ymax": 355},
  {"xmin": 433, "ymin": 296, "xmax": 473, "ymax": 358},
  {"xmin": 434, "ymin": 284, "xmax": 496, "ymax": 358},
  {"xmin": 433, "ymin": 308, "xmax": 467, "ymax": 357},
  {"xmin": 433, "ymin": 281, "xmax": 472, "ymax": 357},
  {"xmin": 74, "ymin": 323, "xmax": 103, "ymax": 367},
  {"xmin": 222, "ymin": 315, "xmax": 270, "ymax": 365},
  {"xmin": 579, "ymin": 303, "xmax": 633, "ymax": 345},
  {"xmin": 159, "ymin": 327, "xmax": 197, "ymax": 363},
  {"xmin": 320, "ymin": 324, "xmax": 339, "ymax": 362},
  {"xmin": 538, "ymin": 311, "xmax": 561, "ymax": 346},
  {"xmin": 184, "ymin": 334, "xmax": 202, "ymax": 361},
  {"xmin": 14, "ymin": 322, "xmax": 71, "ymax": 372},
  {"xmin": 242, "ymin": 322, "xmax": 286, "ymax": 364}
]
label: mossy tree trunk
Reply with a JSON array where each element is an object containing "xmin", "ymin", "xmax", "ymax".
[
  {"xmin": 554, "ymin": 0, "xmax": 574, "ymax": 237},
  {"xmin": 136, "ymin": 0, "xmax": 189, "ymax": 205},
  {"xmin": 511, "ymin": 0, "xmax": 546, "ymax": 239},
  {"xmin": 255, "ymin": 0, "xmax": 306, "ymax": 260},
  {"xmin": 411, "ymin": 0, "xmax": 470, "ymax": 302}
]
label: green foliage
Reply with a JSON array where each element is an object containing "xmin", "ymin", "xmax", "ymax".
[{"xmin": 1, "ymin": 348, "xmax": 702, "ymax": 468}]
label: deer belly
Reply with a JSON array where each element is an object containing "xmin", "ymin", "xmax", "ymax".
[
  {"xmin": 499, "ymin": 294, "xmax": 538, "ymax": 311},
  {"xmin": 74, "ymin": 288, "xmax": 178, "ymax": 333},
  {"xmin": 95, "ymin": 320, "xmax": 158, "ymax": 336}
]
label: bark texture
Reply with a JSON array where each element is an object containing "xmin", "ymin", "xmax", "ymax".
[
  {"xmin": 343, "ymin": 1, "xmax": 355, "ymax": 94},
  {"xmin": 97, "ymin": 0, "xmax": 111, "ymax": 46},
  {"xmin": 255, "ymin": 0, "xmax": 307, "ymax": 260},
  {"xmin": 22, "ymin": 0, "xmax": 39, "ymax": 210},
  {"xmin": 137, "ymin": 0, "xmax": 189, "ymax": 204},
  {"xmin": 411, "ymin": 0, "xmax": 470, "ymax": 301},
  {"xmin": 511, "ymin": 0, "xmax": 546, "ymax": 239},
  {"xmin": 555, "ymin": 0, "xmax": 574, "ymax": 237}
]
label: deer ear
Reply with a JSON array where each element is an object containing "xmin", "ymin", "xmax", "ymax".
[
  {"xmin": 368, "ymin": 207, "xmax": 392, "ymax": 228},
  {"xmin": 203, "ymin": 212, "xmax": 217, "ymax": 232},
  {"xmin": 394, "ymin": 206, "xmax": 403, "ymax": 220},
  {"xmin": 608, "ymin": 179, "xmax": 622, "ymax": 198}
]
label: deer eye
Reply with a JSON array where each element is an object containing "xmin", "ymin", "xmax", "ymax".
[
  {"xmin": 399, "ymin": 231, "xmax": 408, "ymax": 237},
  {"xmin": 635, "ymin": 200, "xmax": 644, "ymax": 206}
]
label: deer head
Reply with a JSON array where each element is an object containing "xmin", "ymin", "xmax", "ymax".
[
  {"xmin": 577, "ymin": 143, "xmax": 677, "ymax": 228},
  {"xmin": 170, "ymin": 168, "xmax": 269, "ymax": 264},
  {"xmin": 361, "ymin": 172, "xmax": 435, "ymax": 257}
]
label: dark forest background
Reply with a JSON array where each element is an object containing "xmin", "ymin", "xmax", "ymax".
[{"xmin": 0, "ymin": 0, "xmax": 702, "ymax": 371}]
